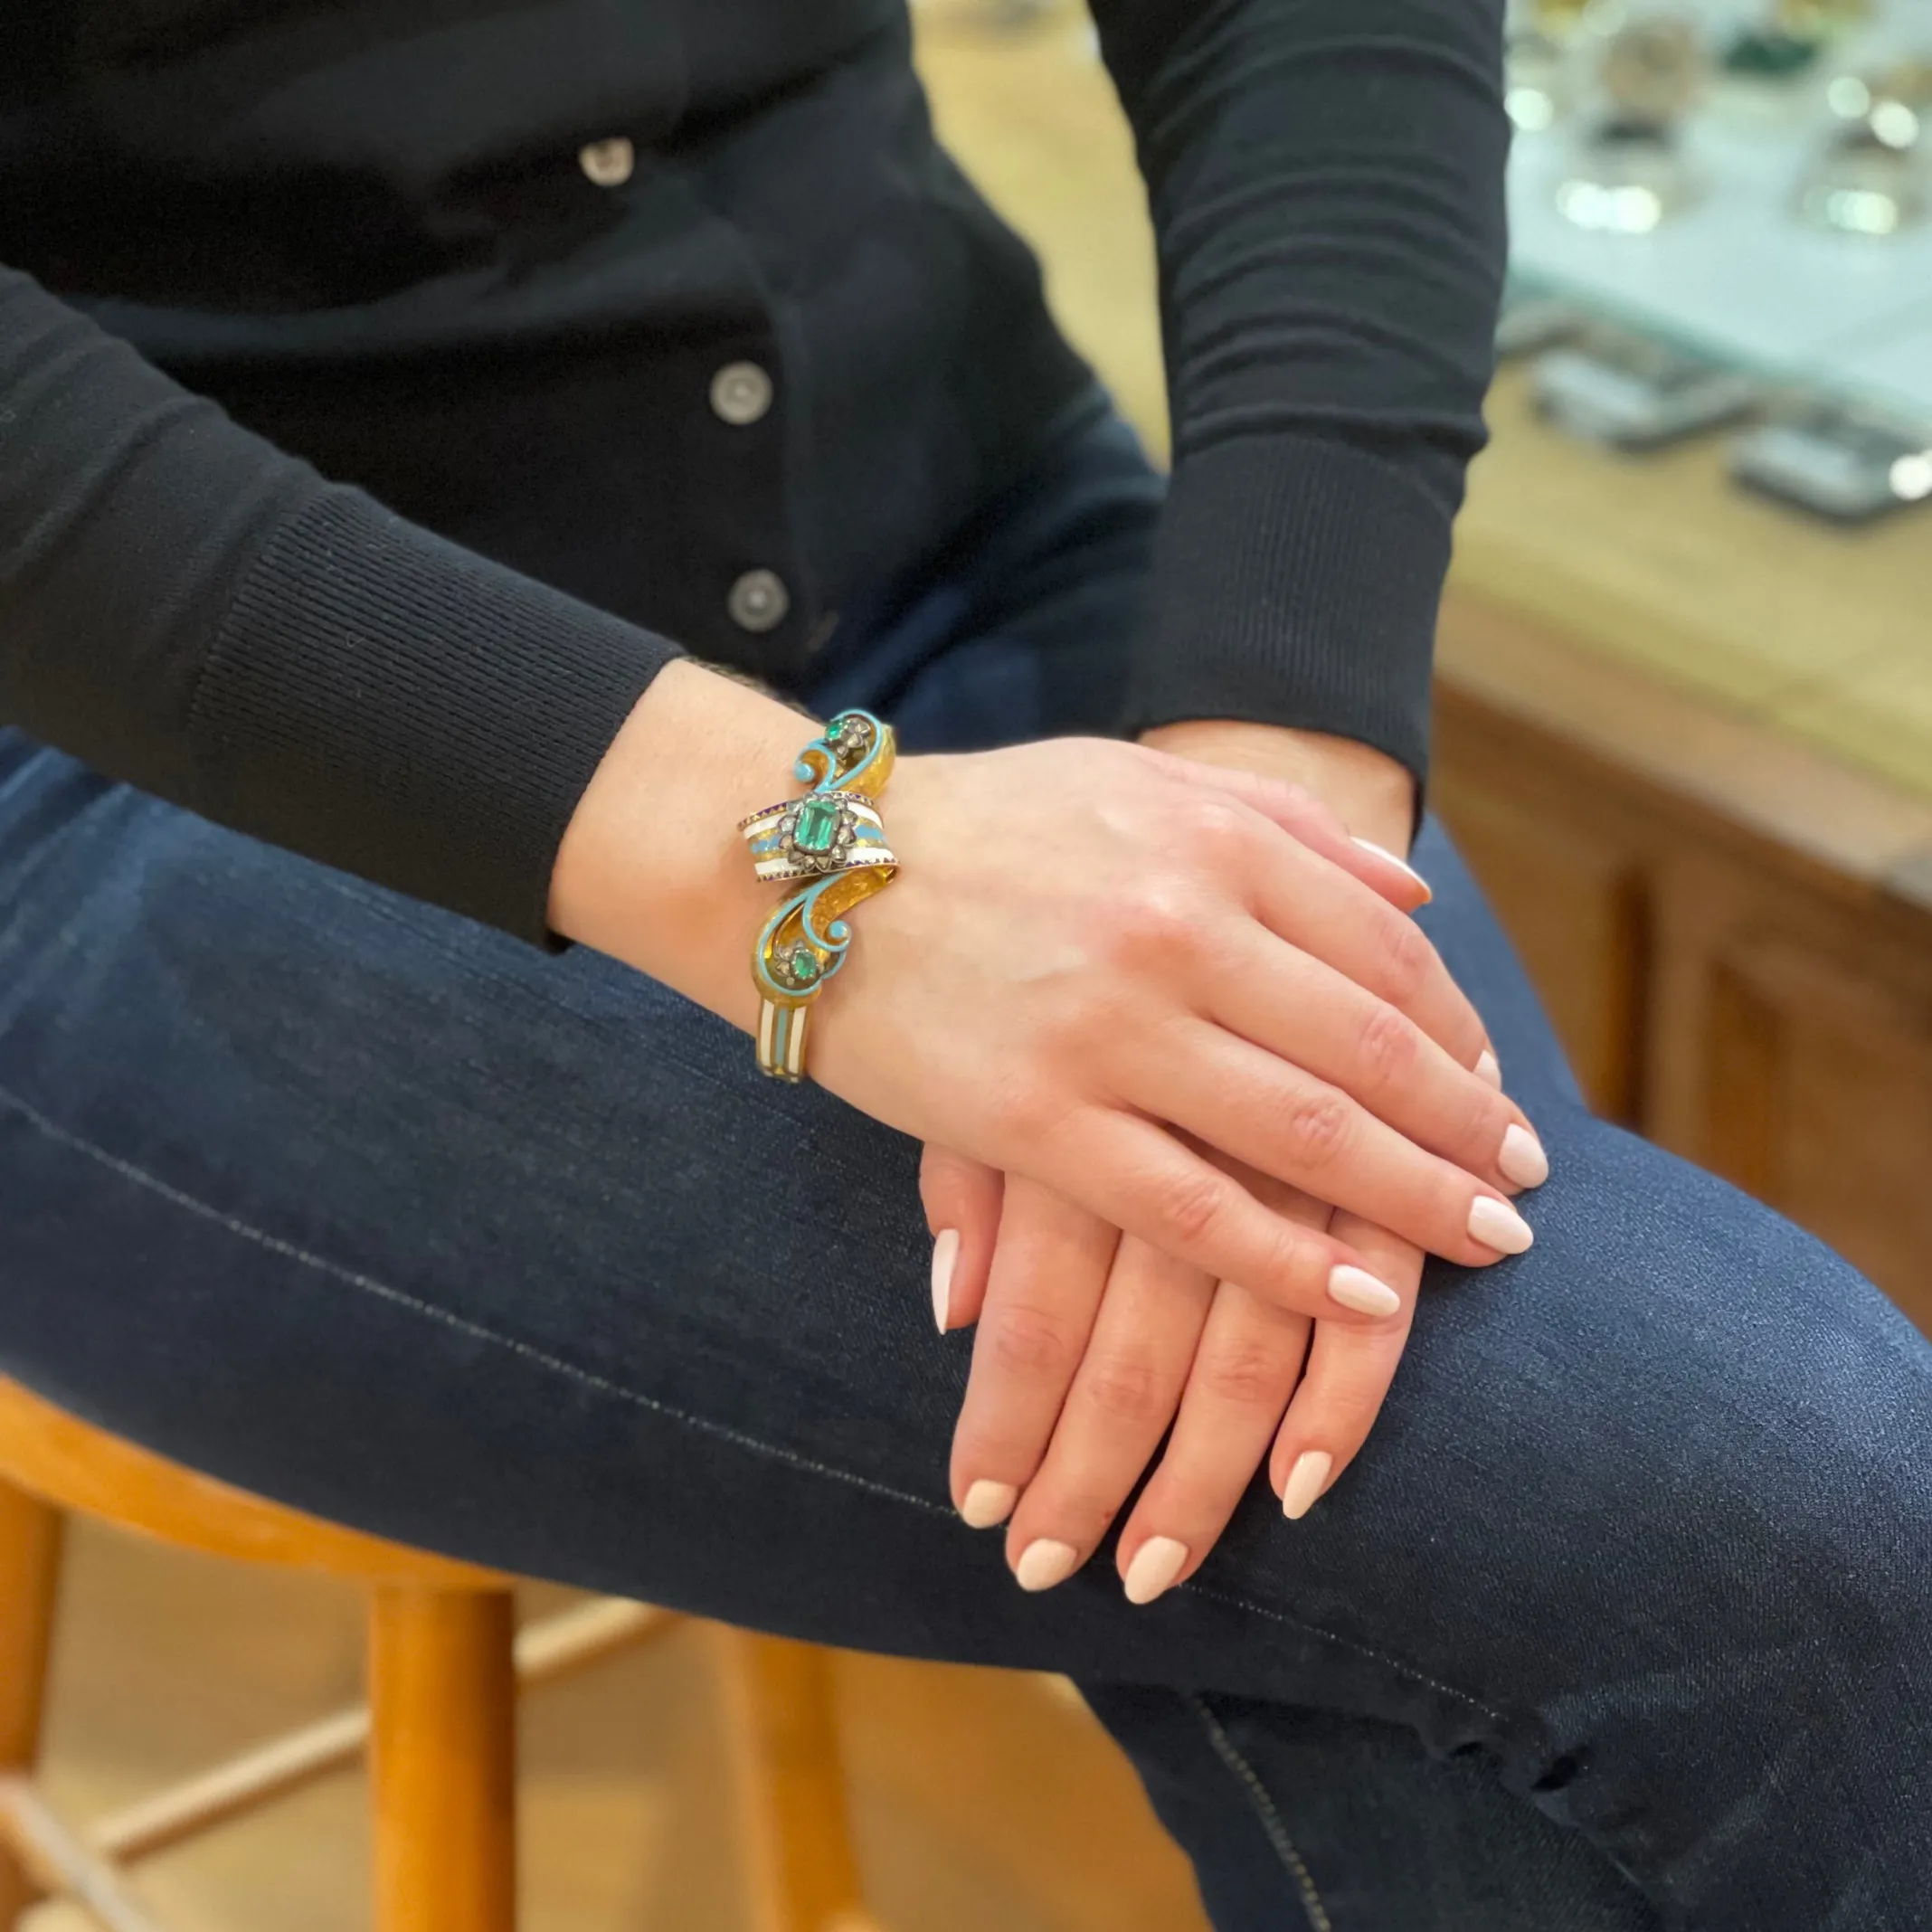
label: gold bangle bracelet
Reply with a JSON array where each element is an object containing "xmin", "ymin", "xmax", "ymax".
[{"xmin": 738, "ymin": 709, "xmax": 897, "ymax": 1082}]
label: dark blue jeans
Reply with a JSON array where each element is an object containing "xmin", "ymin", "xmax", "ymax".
[{"xmin": 3, "ymin": 409, "xmax": 1929, "ymax": 1932}]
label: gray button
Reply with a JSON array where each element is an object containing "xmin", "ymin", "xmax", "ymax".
[
  {"xmin": 709, "ymin": 360, "xmax": 774, "ymax": 426},
  {"xmin": 728, "ymin": 569, "xmax": 791, "ymax": 633},
  {"xmin": 578, "ymin": 137, "xmax": 635, "ymax": 187}
]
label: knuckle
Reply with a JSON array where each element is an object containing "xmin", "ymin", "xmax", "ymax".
[
  {"xmin": 1114, "ymin": 882, "xmax": 1204, "ymax": 963},
  {"xmin": 1184, "ymin": 797, "xmax": 1251, "ymax": 867},
  {"xmin": 1082, "ymin": 1350, "xmax": 1166, "ymax": 1425},
  {"xmin": 1371, "ymin": 913, "xmax": 1435, "ymax": 1006},
  {"xmin": 988, "ymin": 1302, "xmax": 1083, "ymax": 1382},
  {"xmin": 1150, "ymin": 1166, "xmax": 1232, "ymax": 1248},
  {"xmin": 1355, "ymin": 1001, "xmax": 1419, "ymax": 1090},
  {"xmin": 1197, "ymin": 1340, "xmax": 1289, "ymax": 1409},
  {"xmin": 1462, "ymin": 1086, "xmax": 1509, "ymax": 1158},
  {"xmin": 1280, "ymin": 1090, "xmax": 1353, "ymax": 1171},
  {"xmin": 983, "ymin": 1074, "xmax": 1065, "ymax": 1149}
]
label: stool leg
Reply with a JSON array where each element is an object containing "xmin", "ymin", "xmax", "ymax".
[
  {"xmin": 368, "ymin": 1585, "xmax": 516, "ymax": 1932},
  {"xmin": 715, "ymin": 1631, "xmax": 872, "ymax": 1932},
  {"xmin": 0, "ymin": 1482, "xmax": 63, "ymax": 1927}
]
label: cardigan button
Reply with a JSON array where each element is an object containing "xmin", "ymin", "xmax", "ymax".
[
  {"xmin": 578, "ymin": 137, "xmax": 635, "ymax": 187},
  {"xmin": 710, "ymin": 362, "xmax": 774, "ymax": 426},
  {"xmin": 728, "ymin": 569, "xmax": 791, "ymax": 633}
]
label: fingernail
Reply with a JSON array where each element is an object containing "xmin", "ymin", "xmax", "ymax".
[
  {"xmin": 1475, "ymin": 1049, "xmax": 1502, "ymax": 1088},
  {"xmin": 959, "ymin": 1480, "xmax": 1018, "ymax": 1529},
  {"xmin": 1327, "ymin": 1264, "xmax": 1402, "ymax": 1316},
  {"xmin": 1498, "ymin": 1123, "xmax": 1549, "ymax": 1189},
  {"xmin": 1351, "ymin": 837, "xmax": 1432, "ymax": 904},
  {"xmin": 931, "ymin": 1228, "xmax": 960, "ymax": 1332},
  {"xmin": 1015, "ymin": 1539, "xmax": 1080, "ymax": 1592},
  {"xmin": 1283, "ymin": 1450, "xmax": 1333, "ymax": 1520},
  {"xmin": 1468, "ymin": 1195, "xmax": 1535, "ymax": 1255},
  {"xmin": 1122, "ymin": 1536, "xmax": 1189, "ymax": 1605}
]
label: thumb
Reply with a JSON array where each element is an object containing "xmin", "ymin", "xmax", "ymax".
[{"xmin": 919, "ymin": 1144, "xmax": 1003, "ymax": 1335}]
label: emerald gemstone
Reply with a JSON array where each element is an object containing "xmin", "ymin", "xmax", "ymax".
[
  {"xmin": 793, "ymin": 796, "xmax": 841, "ymax": 855},
  {"xmin": 789, "ymin": 946, "xmax": 820, "ymax": 983}
]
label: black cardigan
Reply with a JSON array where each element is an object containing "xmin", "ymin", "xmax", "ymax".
[{"xmin": 0, "ymin": 0, "xmax": 1508, "ymax": 943}]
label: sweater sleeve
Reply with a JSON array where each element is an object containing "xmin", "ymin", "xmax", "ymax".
[
  {"xmin": 1091, "ymin": 0, "xmax": 1510, "ymax": 781},
  {"xmin": 0, "ymin": 265, "xmax": 680, "ymax": 944}
]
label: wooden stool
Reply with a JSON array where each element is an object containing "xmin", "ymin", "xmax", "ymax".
[{"xmin": 0, "ymin": 1377, "xmax": 876, "ymax": 1932}]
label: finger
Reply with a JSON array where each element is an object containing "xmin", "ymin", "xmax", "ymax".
[
  {"xmin": 1191, "ymin": 784, "xmax": 1506, "ymax": 1094},
  {"xmin": 949, "ymin": 1177, "xmax": 1119, "ymax": 1530},
  {"xmin": 1247, "ymin": 832, "xmax": 1496, "ymax": 1076},
  {"xmin": 1272, "ymin": 1214, "xmax": 1424, "ymax": 1520},
  {"xmin": 1001, "ymin": 1236, "xmax": 1216, "ymax": 1592},
  {"xmin": 920, "ymin": 1144, "xmax": 1004, "ymax": 1332},
  {"xmin": 1140, "ymin": 753, "xmax": 1432, "ymax": 914},
  {"xmin": 1111, "ymin": 1279, "xmax": 1313, "ymax": 1604},
  {"xmin": 1127, "ymin": 1022, "xmax": 1537, "ymax": 1268},
  {"xmin": 1042, "ymin": 1110, "xmax": 1408, "ymax": 1324},
  {"xmin": 1207, "ymin": 928, "xmax": 1548, "ymax": 1195}
]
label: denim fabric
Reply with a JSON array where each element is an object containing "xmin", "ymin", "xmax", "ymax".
[{"xmin": 2, "ymin": 412, "xmax": 1929, "ymax": 1931}]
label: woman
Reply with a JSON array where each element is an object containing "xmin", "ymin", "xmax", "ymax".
[{"xmin": 3, "ymin": 2, "xmax": 1927, "ymax": 1926}]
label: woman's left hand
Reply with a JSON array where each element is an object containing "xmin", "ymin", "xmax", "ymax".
[{"xmin": 922, "ymin": 1145, "xmax": 1422, "ymax": 1603}]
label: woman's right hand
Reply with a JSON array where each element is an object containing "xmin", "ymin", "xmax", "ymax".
[{"xmin": 552, "ymin": 662, "xmax": 1543, "ymax": 1322}]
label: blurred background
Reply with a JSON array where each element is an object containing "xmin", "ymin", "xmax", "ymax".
[{"xmin": 24, "ymin": 3, "xmax": 1932, "ymax": 1925}]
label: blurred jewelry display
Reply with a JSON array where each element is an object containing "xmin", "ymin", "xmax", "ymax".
[
  {"xmin": 1732, "ymin": 398, "xmax": 1932, "ymax": 518},
  {"xmin": 1533, "ymin": 324, "xmax": 1758, "ymax": 448},
  {"xmin": 1795, "ymin": 114, "xmax": 1926, "ymax": 232},
  {"xmin": 1495, "ymin": 0, "xmax": 1932, "ymax": 516},
  {"xmin": 1799, "ymin": 52, "xmax": 1931, "ymax": 232},
  {"xmin": 1555, "ymin": 8, "xmax": 1708, "ymax": 230}
]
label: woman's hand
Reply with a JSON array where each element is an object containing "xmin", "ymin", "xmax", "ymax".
[
  {"xmin": 554, "ymin": 663, "xmax": 1542, "ymax": 1322},
  {"xmin": 923, "ymin": 1147, "xmax": 1420, "ymax": 1601}
]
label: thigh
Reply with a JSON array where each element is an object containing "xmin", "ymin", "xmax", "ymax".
[{"xmin": 5, "ymin": 743, "xmax": 1930, "ymax": 1927}]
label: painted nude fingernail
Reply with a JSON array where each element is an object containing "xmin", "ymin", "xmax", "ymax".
[
  {"xmin": 1350, "ymin": 837, "xmax": 1432, "ymax": 903},
  {"xmin": 1123, "ymin": 1537, "xmax": 1189, "ymax": 1605},
  {"xmin": 931, "ymin": 1228, "xmax": 960, "ymax": 1332},
  {"xmin": 1497, "ymin": 1123, "xmax": 1550, "ymax": 1189},
  {"xmin": 1328, "ymin": 1264, "xmax": 1402, "ymax": 1317},
  {"xmin": 1475, "ymin": 1050, "xmax": 1503, "ymax": 1089},
  {"xmin": 1468, "ymin": 1195, "xmax": 1535, "ymax": 1255},
  {"xmin": 1283, "ymin": 1450, "xmax": 1334, "ymax": 1521},
  {"xmin": 1015, "ymin": 1539, "xmax": 1081, "ymax": 1592},
  {"xmin": 959, "ymin": 1480, "xmax": 1018, "ymax": 1530}
]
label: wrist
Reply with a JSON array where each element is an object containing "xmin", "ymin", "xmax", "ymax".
[
  {"xmin": 548, "ymin": 658, "xmax": 809, "ymax": 1031},
  {"xmin": 1138, "ymin": 720, "xmax": 1417, "ymax": 855}
]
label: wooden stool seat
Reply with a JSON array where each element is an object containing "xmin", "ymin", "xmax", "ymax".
[{"xmin": 0, "ymin": 1376, "xmax": 874, "ymax": 1932}]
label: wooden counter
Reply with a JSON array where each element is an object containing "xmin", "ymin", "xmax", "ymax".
[{"xmin": 917, "ymin": 3, "xmax": 1932, "ymax": 1327}]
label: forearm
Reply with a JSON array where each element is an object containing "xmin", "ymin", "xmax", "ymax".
[
  {"xmin": 1094, "ymin": 0, "xmax": 1509, "ymax": 780},
  {"xmin": 0, "ymin": 263, "xmax": 677, "ymax": 943}
]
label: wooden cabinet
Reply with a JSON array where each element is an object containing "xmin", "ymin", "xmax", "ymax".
[{"xmin": 1435, "ymin": 591, "xmax": 1932, "ymax": 1333}]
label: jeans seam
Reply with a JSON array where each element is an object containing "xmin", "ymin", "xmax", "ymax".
[
  {"xmin": 1178, "ymin": 1579, "xmax": 1511, "ymax": 1727},
  {"xmin": 1191, "ymin": 1694, "xmax": 1334, "ymax": 1932},
  {"xmin": 2, "ymin": 1075, "xmax": 1519, "ymax": 1736},
  {"xmin": 0, "ymin": 1080, "xmax": 951, "ymax": 1521}
]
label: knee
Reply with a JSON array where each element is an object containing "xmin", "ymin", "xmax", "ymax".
[{"xmin": 1413, "ymin": 1110, "xmax": 1932, "ymax": 1642}]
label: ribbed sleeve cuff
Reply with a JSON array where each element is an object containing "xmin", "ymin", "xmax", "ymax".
[
  {"xmin": 1123, "ymin": 433, "xmax": 1450, "ymax": 788},
  {"xmin": 189, "ymin": 488, "xmax": 682, "ymax": 945}
]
